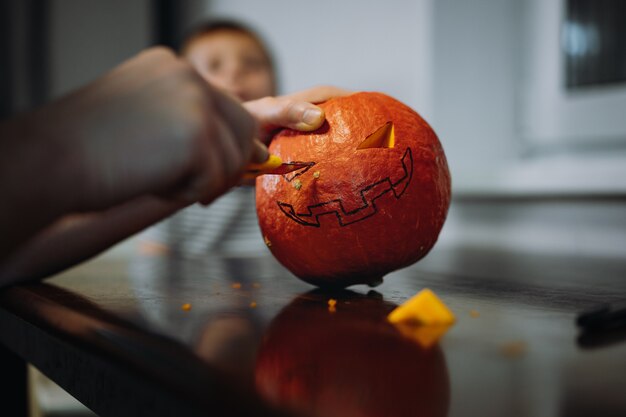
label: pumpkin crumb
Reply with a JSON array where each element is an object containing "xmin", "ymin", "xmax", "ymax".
[
  {"xmin": 469, "ymin": 310, "xmax": 480, "ymax": 318},
  {"xmin": 138, "ymin": 240, "xmax": 170, "ymax": 256},
  {"xmin": 264, "ymin": 236, "xmax": 272, "ymax": 247},
  {"xmin": 313, "ymin": 171, "xmax": 320, "ymax": 179},
  {"xmin": 500, "ymin": 341, "xmax": 527, "ymax": 358},
  {"xmin": 250, "ymin": 301, "xmax": 257, "ymax": 308},
  {"xmin": 181, "ymin": 303, "xmax": 192, "ymax": 311},
  {"xmin": 231, "ymin": 282, "xmax": 242, "ymax": 289},
  {"xmin": 293, "ymin": 179, "xmax": 302, "ymax": 190},
  {"xmin": 328, "ymin": 298, "xmax": 337, "ymax": 313}
]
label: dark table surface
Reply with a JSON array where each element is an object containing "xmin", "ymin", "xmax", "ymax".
[{"xmin": 1, "ymin": 245, "xmax": 626, "ymax": 417}]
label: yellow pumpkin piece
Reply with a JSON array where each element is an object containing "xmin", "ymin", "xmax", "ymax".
[
  {"xmin": 181, "ymin": 303, "xmax": 192, "ymax": 311},
  {"xmin": 393, "ymin": 322, "xmax": 451, "ymax": 349},
  {"xmin": 387, "ymin": 288, "xmax": 455, "ymax": 326},
  {"xmin": 328, "ymin": 298, "xmax": 337, "ymax": 313}
]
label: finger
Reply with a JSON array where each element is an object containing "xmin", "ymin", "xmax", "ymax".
[
  {"xmin": 244, "ymin": 97, "xmax": 325, "ymax": 134},
  {"xmin": 250, "ymin": 139, "xmax": 269, "ymax": 164},
  {"xmin": 210, "ymin": 116, "xmax": 246, "ymax": 187},
  {"xmin": 182, "ymin": 116, "xmax": 245, "ymax": 205},
  {"xmin": 281, "ymin": 85, "xmax": 354, "ymax": 104},
  {"xmin": 136, "ymin": 46, "xmax": 177, "ymax": 62},
  {"xmin": 209, "ymin": 85, "xmax": 257, "ymax": 158},
  {"xmin": 78, "ymin": 47, "xmax": 175, "ymax": 101}
]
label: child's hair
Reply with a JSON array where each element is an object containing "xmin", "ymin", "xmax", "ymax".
[{"xmin": 179, "ymin": 19, "xmax": 278, "ymax": 94}]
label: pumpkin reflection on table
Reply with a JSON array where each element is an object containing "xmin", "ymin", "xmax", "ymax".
[
  {"xmin": 129, "ymin": 253, "xmax": 450, "ymax": 416},
  {"xmin": 255, "ymin": 290, "xmax": 450, "ymax": 417}
]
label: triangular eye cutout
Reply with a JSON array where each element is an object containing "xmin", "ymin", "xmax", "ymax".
[{"xmin": 357, "ymin": 122, "xmax": 395, "ymax": 150}]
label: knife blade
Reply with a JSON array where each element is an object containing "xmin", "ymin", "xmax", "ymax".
[{"xmin": 244, "ymin": 154, "xmax": 313, "ymax": 178}]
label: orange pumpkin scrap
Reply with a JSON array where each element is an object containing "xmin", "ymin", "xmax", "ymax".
[
  {"xmin": 256, "ymin": 92, "xmax": 451, "ymax": 287},
  {"xmin": 387, "ymin": 288, "xmax": 455, "ymax": 348},
  {"xmin": 387, "ymin": 288, "xmax": 456, "ymax": 326}
]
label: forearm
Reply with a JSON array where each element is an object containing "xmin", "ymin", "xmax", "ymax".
[
  {"xmin": 0, "ymin": 195, "xmax": 187, "ymax": 286},
  {"xmin": 0, "ymin": 115, "xmax": 76, "ymax": 261}
]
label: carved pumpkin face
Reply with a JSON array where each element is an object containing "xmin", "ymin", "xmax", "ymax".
[{"xmin": 256, "ymin": 92, "xmax": 451, "ymax": 287}]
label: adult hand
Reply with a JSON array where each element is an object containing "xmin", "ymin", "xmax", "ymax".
[
  {"xmin": 243, "ymin": 85, "xmax": 353, "ymax": 143},
  {"xmin": 26, "ymin": 47, "xmax": 264, "ymax": 213}
]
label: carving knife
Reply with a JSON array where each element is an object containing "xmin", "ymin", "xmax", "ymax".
[{"xmin": 244, "ymin": 155, "xmax": 313, "ymax": 178}]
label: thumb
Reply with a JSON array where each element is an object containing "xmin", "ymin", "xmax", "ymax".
[{"xmin": 244, "ymin": 97, "xmax": 325, "ymax": 139}]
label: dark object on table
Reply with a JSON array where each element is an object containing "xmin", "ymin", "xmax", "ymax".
[{"xmin": 577, "ymin": 302, "xmax": 626, "ymax": 348}]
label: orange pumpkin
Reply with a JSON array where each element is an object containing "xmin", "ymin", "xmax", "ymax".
[{"xmin": 256, "ymin": 92, "xmax": 450, "ymax": 287}]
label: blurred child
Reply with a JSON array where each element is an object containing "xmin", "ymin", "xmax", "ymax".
[
  {"xmin": 182, "ymin": 20, "xmax": 277, "ymax": 102},
  {"xmin": 138, "ymin": 19, "xmax": 280, "ymax": 256}
]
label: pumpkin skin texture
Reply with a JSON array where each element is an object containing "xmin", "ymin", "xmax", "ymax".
[{"xmin": 256, "ymin": 92, "xmax": 451, "ymax": 288}]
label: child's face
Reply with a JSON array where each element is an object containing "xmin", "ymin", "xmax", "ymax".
[{"xmin": 184, "ymin": 30, "xmax": 275, "ymax": 102}]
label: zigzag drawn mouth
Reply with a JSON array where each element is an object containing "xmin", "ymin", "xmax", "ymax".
[{"xmin": 277, "ymin": 147, "xmax": 413, "ymax": 228}]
